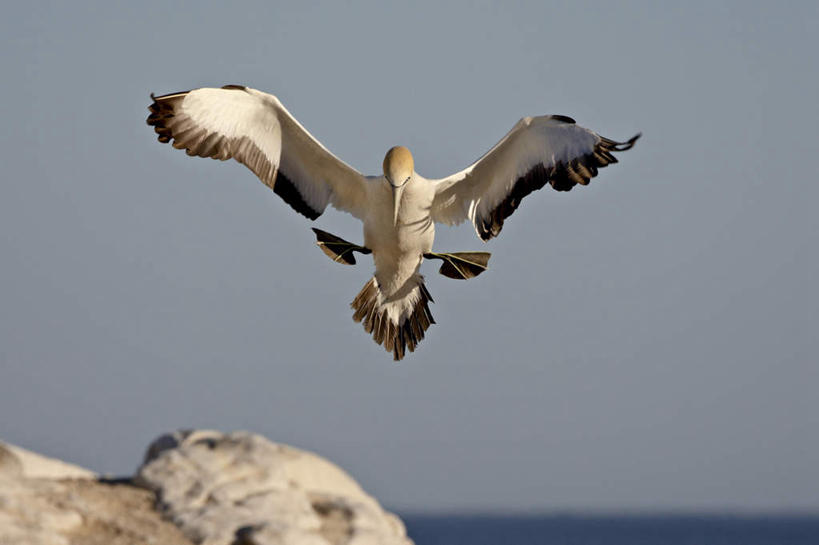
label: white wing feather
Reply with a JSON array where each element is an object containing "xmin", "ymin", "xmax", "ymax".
[
  {"xmin": 431, "ymin": 115, "xmax": 639, "ymax": 240},
  {"xmin": 148, "ymin": 85, "xmax": 368, "ymax": 220}
]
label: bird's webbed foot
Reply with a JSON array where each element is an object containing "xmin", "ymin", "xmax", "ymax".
[
  {"xmin": 312, "ymin": 228, "xmax": 371, "ymax": 265},
  {"xmin": 424, "ymin": 252, "xmax": 491, "ymax": 280}
]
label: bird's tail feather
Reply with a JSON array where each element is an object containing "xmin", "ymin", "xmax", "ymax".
[{"xmin": 351, "ymin": 274, "xmax": 435, "ymax": 361}]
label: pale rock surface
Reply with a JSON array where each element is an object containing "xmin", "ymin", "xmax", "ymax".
[
  {"xmin": 1, "ymin": 441, "xmax": 96, "ymax": 480},
  {"xmin": 0, "ymin": 475, "xmax": 82, "ymax": 545},
  {"xmin": 0, "ymin": 442, "xmax": 81, "ymax": 545},
  {"xmin": 0, "ymin": 432, "xmax": 414, "ymax": 545},
  {"xmin": 0, "ymin": 442, "xmax": 192, "ymax": 545},
  {"xmin": 136, "ymin": 430, "xmax": 413, "ymax": 545}
]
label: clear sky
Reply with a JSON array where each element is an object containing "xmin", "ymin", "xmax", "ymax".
[{"xmin": 1, "ymin": 1, "xmax": 817, "ymax": 514}]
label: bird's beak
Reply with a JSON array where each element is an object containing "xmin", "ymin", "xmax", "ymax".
[{"xmin": 391, "ymin": 183, "xmax": 405, "ymax": 226}]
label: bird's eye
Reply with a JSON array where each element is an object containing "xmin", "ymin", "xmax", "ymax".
[{"xmin": 405, "ymin": 176, "xmax": 411, "ymax": 183}]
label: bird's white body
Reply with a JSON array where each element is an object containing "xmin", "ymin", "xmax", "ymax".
[
  {"xmin": 363, "ymin": 174, "xmax": 435, "ymax": 299},
  {"xmin": 147, "ymin": 85, "xmax": 639, "ymax": 359}
]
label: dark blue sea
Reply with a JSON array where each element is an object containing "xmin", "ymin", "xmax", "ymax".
[{"xmin": 402, "ymin": 515, "xmax": 819, "ymax": 545}]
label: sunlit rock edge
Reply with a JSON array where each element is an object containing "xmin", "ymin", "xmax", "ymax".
[{"xmin": 0, "ymin": 431, "xmax": 412, "ymax": 545}]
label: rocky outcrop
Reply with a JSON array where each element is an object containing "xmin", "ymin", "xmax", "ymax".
[
  {"xmin": 0, "ymin": 432, "xmax": 412, "ymax": 545},
  {"xmin": 137, "ymin": 430, "xmax": 411, "ymax": 545},
  {"xmin": 0, "ymin": 441, "xmax": 191, "ymax": 545}
]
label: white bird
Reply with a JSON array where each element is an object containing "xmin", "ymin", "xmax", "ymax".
[{"xmin": 147, "ymin": 85, "xmax": 639, "ymax": 360}]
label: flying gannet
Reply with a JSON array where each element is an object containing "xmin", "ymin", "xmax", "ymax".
[{"xmin": 147, "ymin": 85, "xmax": 639, "ymax": 360}]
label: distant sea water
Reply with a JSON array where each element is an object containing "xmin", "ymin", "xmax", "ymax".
[{"xmin": 402, "ymin": 514, "xmax": 819, "ymax": 545}]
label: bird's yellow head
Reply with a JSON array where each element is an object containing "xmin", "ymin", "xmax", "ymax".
[
  {"xmin": 382, "ymin": 146, "xmax": 414, "ymax": 186},
  {"xmin": 382, "ymin": 146, "xmax": 414, "ymax": 226}
]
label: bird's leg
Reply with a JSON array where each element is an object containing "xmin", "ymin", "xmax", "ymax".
[
  {"xmin": 424, "ymin": 252, "xmax": 491, "ymax": 280},
  {"xmin": 312, "ymin": 228, "xmax": 371, "ymax": 266}
]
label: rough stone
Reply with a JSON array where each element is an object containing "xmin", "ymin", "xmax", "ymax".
[
  {"xmin": 0, "ymin": 473, "xmax": 192, "ymax": 545},
  {"xmin": 136, "ymin": 430, "xmax": 412, "ymax": 545},
  {"xmin": 0, "ymin": 432, "xmax": 413, "ymax": 545}
]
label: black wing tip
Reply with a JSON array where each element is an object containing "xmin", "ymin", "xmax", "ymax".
[
  {"xmin": 600, "ymin": 132, "xmax": 642, "ymax": 151},
  {"xmin": 615, "ymin": 132, "xmax": 641, "ymax": 150},
  {"xmin": 148, "ymin": 85, "xmax": 244, "ymax": 105},
  {"xmin": 474, "ymin": 126, "xmax": 639, "ymax": 241},
  {"xmin": 146, "ymin": 86, "xmax": 249, "ymax": 133},
  {"xmin": 146, "ymin": 90, "xmax": 188, "ymax": 136},
  {"xmin": 478, "ymin": 224, "xmax": 497, "ymax": 241},
  {"xmin": 549, "ymin": 114, "xmax": 576, "ymax": 124},
  {"xmin": 148, "ymin": 89, "xmax": 191, "ymax": 105},
  {"xmin": 146, "ymin": 96, "xmax": 175, "ymax": 140}
]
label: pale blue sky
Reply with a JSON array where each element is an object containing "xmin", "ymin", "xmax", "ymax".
[{"xmin": 1, "ymin": 1, "xmax": 818, "ymax": 513}]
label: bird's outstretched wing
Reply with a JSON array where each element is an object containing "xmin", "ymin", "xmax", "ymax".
[
  {"xmin": 431, "ymin": 115, "xmax": 640, "ymax": 240},
  {"xmin": 147, "ymin": 85, "xmax": 368, "ymax": 220}
]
